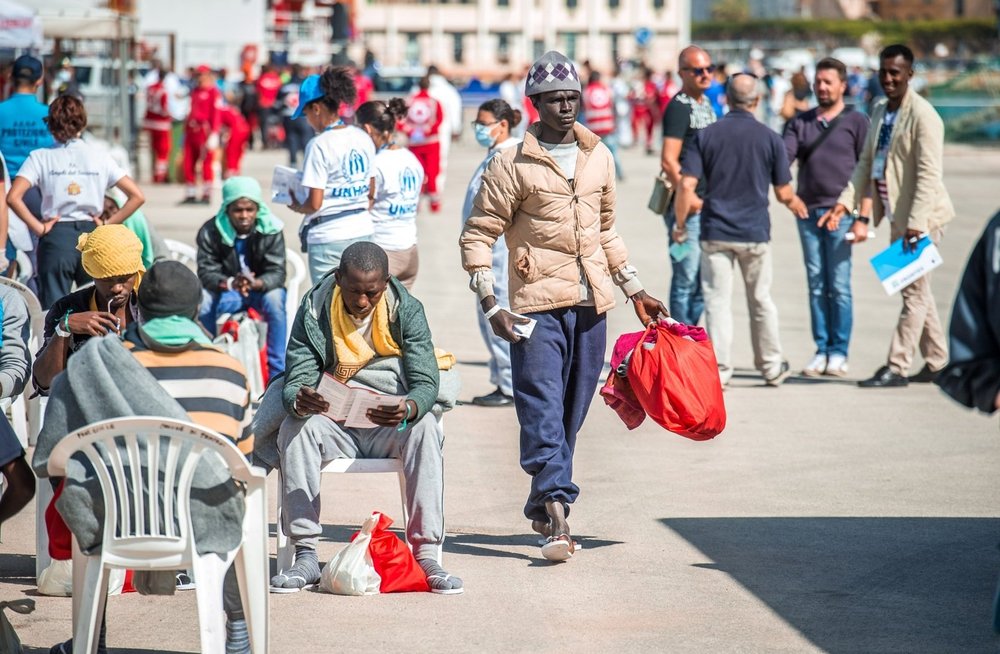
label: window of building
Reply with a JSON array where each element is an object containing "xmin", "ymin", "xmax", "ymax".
[
  {"xmin": 563, "ymin": 33, "xmax": 578, "ymax": 61},
  {"xmin": 405, "ymin": 32, "xmax": 420, "ymax": 64},
  {"xmin": 452, "ymin": 33, "xmax": 465, "ymax": 64},
  {"xmin": 498, "ymin": 0, "xmax": 509, "ymax": 6},
  {"xmin": 609, "ymin": 0, "xmax": 620, "ymax": 8},
  {"xmin": 497, "ymin": 32, "xmax": 511, "ymax": 60},
  {"xmin": 567, "ymin": 0, "xmax": 578, "ymax": 8},
  {"xmin": 533, "ymin": 39, "xmax": 545, "ymax": 60},
  {"xmin": 652, "ymin": 0, "xmax": 664, "ymax": 9}
]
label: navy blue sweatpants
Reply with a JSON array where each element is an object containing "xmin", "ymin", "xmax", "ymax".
[{"xmin": 510, "ymin": 305, "xmax": 607, "ymax": 522}]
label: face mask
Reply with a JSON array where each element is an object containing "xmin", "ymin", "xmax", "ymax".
[{"xmin": 474, "ymin": 123, "xmax": 496, "ymax": 148}]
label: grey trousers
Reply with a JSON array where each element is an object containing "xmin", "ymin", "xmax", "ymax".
[
  {"xmin": 701, "ymin": 240, "xmax": 785, "ymax": 383},
  {"xmin": 277, "ymin": 413, "xmax": 445, "ymax": 561}
]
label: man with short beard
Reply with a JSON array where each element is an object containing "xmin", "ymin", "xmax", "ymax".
[
  {"xmin": 783, "ymin": 57, "xmax": 870, "ymax": 378},
  {"xmin": 821, "ymin": 44, "xmax": 954, "ymax": 388}
]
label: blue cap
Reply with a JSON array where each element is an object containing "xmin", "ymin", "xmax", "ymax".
[
  {"xmin": 12, "ymin": 55, "xmax": 42, "ymax": 82},
  {"xmin": 292, "ymin": 74, "xmax": 323, "ymax": 120}
]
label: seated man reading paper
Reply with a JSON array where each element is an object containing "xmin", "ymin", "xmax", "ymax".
[{"xmin": 269, "ymin": 241, "xmax": 462, "ymax": 594}]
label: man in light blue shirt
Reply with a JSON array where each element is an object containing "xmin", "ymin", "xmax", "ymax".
[{"xmin": 0, "ymin": 55, "xmax": 53, "ymax": 176}]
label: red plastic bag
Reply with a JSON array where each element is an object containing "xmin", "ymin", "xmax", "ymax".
[
  {"xmin": 628, "ymin": 321, "xmax": 726, "ymax": 440},
  {"xmin": 353, "ymin": 512, "xmax": 429, "ymax": 593}
]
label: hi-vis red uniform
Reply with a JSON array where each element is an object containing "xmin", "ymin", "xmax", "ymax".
[
  {"xmin": 402, "ymin": 89, "xmax": 444, "ymax": 210},
  {"xmin": 183, "ymin": 84, "xmax": 222, "ymax": 197},
  {"xmin": 582, "ymin": 81, "xmax": 616, "ymax": 137},
  {"xmin": 143, "ymin": 79, "xmax": 172, "ymax": 183},
  {"xmin": 220, "ymin": 104, "xmax": 250, "ymax": 178}
]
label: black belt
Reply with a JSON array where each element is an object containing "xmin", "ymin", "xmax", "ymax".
[{"xmin": 298, "ymin": 208, "xmax": 365, "ymax": 252}]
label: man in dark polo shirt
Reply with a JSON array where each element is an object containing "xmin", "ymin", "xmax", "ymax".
[
  {"xmin": 784, "ymin": 57, "xmax": 870, "ymax": 379},
  {"xmin": 674, "ymin": 73, "xmax": 807, "ymax": 387},
  {"xmin": 659, "ymin": 45, "xmax": 717, "ymax": 326}
]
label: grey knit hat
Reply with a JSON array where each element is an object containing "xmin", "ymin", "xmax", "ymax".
[{"xmin": 524, "ymin": 51, "xmax": 582, "ymax": 97}]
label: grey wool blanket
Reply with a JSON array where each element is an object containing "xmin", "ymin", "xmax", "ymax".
[
  {"xmin": 252, "ymin": 356, "xmax": 460, "ymax": 470},
  {"xmin": 32, "ymin": 336, "xmax": 244, "ymax": 577}
]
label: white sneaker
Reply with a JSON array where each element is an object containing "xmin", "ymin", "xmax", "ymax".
[
  {"xmin": 802, "ymin": 353, "xmax": 827, "ymax": 377},
  {"xmin": 826, "ymin": 354, "xmax": 848, "ymax": 377}
]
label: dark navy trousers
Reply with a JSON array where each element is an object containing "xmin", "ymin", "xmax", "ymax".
[{"xmin": 510, "ymin": 305, "xmax": 607, "ymax": 522}]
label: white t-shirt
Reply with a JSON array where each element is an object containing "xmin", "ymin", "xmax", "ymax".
[
  {"xmin": 17, "ymin": 139, "xmax": 127, "ymax": 223},
  {"xmin": 370, "ymin": 147, "xmax": 424, "ymax": 251},
  {"xmin": 300, "ymin": 125, "xmax": 375, "ymax": 244},
  {"xmin": 539, "ymin": 140, "xmax": 579, "ymax": 181},
  {"xmin": 349, "ymin": 312, "xmax": 375, "ymax": 350}
]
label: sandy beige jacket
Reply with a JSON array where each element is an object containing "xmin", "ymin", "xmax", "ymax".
[
  {"xmin": 460, "ymin": 123, "xmax": 635, "ymax": 315},
  {"xmin": 838, "ymin": 89, "xmax": 955, "ymax": 239}
]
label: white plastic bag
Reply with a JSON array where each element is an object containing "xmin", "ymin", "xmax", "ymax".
[
  {"xmin": 37, "ymin": 559, "xmax": 127, "ymax": 597},
  {"xmin": 319, "ymin": 512, "xmax": 381, "ymax": 596},
  {"xmin": 213, "ymin": 312, "xmax": 267, "ymax": 400}
]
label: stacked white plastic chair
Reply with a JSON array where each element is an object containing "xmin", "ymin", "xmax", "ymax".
[{"xmin": 46, "ymin": 417, "xmax": 268, "ymax": 654}]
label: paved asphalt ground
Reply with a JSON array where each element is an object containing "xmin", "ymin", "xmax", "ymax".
[{"xmin": 1, "ymin": 137, "xmax": 998, "ymax": 653}]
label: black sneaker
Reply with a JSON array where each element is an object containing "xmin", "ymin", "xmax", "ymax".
[
  {"xmin": 179, "ymin": 197, "xmax": 199, "ymax": 205},
  {"xmin": 858, "ymin": 365, "xmax": 909, "ymax": 388},
  {"xmin": 764, "ymin": 361, "xmax": 792, "ymax": 387},
  {"xmin": 908, "ymin": 364, "xmax": 941, "ymax": 383},
  {"xmin": 472, "ymin": 388, "xmax": 514, "ymax": 407}
]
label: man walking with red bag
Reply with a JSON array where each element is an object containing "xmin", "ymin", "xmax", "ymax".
[{"xmin": 461, "ymin": 51, "xmax": 666, "ymax": 562}]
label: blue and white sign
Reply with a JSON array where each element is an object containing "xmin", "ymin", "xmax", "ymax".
[
  {"xmin": 634, "ymin": 27, "xmax": 653, "ymax": 48},
  {"xmin": 869, "ymin": 235, "xmax": 943, "ymax": 295}
]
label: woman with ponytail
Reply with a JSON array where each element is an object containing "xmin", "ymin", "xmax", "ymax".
[
  {"xmin": 356, "ymin": 98, "xmax": 424, "ymax": 289},
  {"xmin": 286, "ymin": 66, "xmax": 375, "ymax": 282}
]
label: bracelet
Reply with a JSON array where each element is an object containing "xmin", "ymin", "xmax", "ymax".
[
  {"xmin": 856, "ymin": 215, "xmax": 871, "ymax": 225},
  {"xmin": 397, "ymin": 401, "xmax": 414, "ymax": 432},
  {"xmin": 55, "ymin": 311, "xmax": 72, "ymax": 338},
  {"xmin": 483, "ymin": 304, "xmax": 502, "ymax": 320}
]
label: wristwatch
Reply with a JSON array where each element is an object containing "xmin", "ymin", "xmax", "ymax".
[{"xmin": 856, "ymin": 215, "xmax": 871, "ymax": 225}]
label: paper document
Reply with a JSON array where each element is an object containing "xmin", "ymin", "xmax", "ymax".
[
  {"xmin": 271, "ymin": 165, "xmax": 308, "ymax": 205},
  {"xmin": 869, "ymin": 235, "xmax": 942, "ymax": 295},
  {"xmin": 316, "ymin": 373, "xmax": 406, "ymax": 429},
  {"xmin": 509, "ymin": 312, "xmax": 537, "ymax": 339}
]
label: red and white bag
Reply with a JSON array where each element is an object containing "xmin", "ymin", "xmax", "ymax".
[{"xmin": 628, "ymin": 320, "xmax": 727, "ymax": 440}]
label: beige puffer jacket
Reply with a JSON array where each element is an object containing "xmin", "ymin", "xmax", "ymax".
[{"xmin": 460, "ymin": 123, "xmax": 631, "ymax": 315}]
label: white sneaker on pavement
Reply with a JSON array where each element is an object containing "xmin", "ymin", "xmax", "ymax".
[
  {"xmin": 802, "ymin": 353, "xmax": 827, "ymax": 377},
  {"xmin": 825, "ymin": 354, "xmax": 848, "ymax": 377}
]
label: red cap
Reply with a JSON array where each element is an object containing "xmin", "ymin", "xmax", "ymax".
[{"xmin": 196, "ymin": 64, "xmax": 212, "ymax": 74}]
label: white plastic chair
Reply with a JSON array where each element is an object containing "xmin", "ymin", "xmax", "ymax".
[
  {"xmin": 46, "ymin": 417, "xmax": 269, "ymax": 654},
  {"xmin": 284, "ymin": 248, "xmax": 307, "ymax": 342},
  {"xmin": 164, "ymin": 238, "xmax": 198, "ymax": 270},
  {"xmin": 0, "ymin": 277, "xmax": 44, "ymax": 448},
  {"xmin": 274, "ymin": 416, "xmax": 445, "ymax": 573}
]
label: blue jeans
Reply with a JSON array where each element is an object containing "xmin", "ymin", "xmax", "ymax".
[
  {"xmin": 200, "ymin": 287, "xmax": 287, "ymax": 377},
  {"xmin": 475, "ymin": 236, "xmax": 512, "ymax": 395},
  {"xmin": 664, "ymin": 209, "xmax": 703, "ymax": 325},
  {"xmin": 307, "ymin": 236, "xmax": 371, "ymax": 283},
  {"xmin": 796, "ymin": 207, "xmax": 853, "ymax": 357}
]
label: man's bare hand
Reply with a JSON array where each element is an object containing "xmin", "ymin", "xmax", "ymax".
[
  {"xmin": 631, "ymin": 290, "xmax": 668, "ymax": 327},
  {"xmin": 902, "ymin": 228, "xmax": 924, "ymax": 253},
  {"xmin": 67, "ymin": 311, "xmax": 120, "ymax": 336},
  {"xmin": 671, "ymin": 224, "xmax": 688, "ymax": 244},
  {"xmin": 489, "ymin": 309, "xmax": 531, "ymax": 344},
  {"xmin": 818, "ymin": 204, "xmax": 847, "ymax": 230},
  {"xmin": 787, "ymin": 195, "xmax": 809, "ymax": 219},
  {"xmin": 294, "ymin": 386, "xmax": 329, "ymax": 416},
  {"xmin": 367, "ymin": 399, "xmax": 416, "ymax": 427},
  {"xmin": 234, "ymin": 273, "xmax": 255, "ymax": 297},
  {"xmin": 848, "ymin": 220, "xmax": 869, "ymax": 244}
]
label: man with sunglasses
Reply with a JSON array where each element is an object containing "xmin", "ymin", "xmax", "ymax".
[{"xmin": 660, "ymin": 45, "xmax": 717, "ymax": 327}]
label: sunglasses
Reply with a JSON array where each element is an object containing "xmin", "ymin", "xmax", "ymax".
[{"xmin": 682, "ymin": 66, "xmax": 716, "ymax": 76}]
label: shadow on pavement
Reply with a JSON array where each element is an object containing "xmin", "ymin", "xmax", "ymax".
[
  {"xmin": 661, "ymin": 517, "xmax": 1000, "ymax": 653},
  {"xmin": 0, "ymin": 552, "xmax": 36, "ymax": 587},
  {"xmin": 25, "ymin": 649, "xmax": 192, "ymax": 654}
]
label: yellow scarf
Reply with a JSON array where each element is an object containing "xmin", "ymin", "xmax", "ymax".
[{"xmin": 331, "ymin": 286, "xmax": 401, "ymax": 381}]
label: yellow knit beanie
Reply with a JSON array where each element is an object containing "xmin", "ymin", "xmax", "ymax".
[{"xmin": 77, "ymin": 225, "xmax": 145, "ymax": 289}]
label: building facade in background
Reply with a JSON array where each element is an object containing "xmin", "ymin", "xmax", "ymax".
[{"xmin": 354, "ymin": 0, "xmax": 683, "ymax": 75}]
